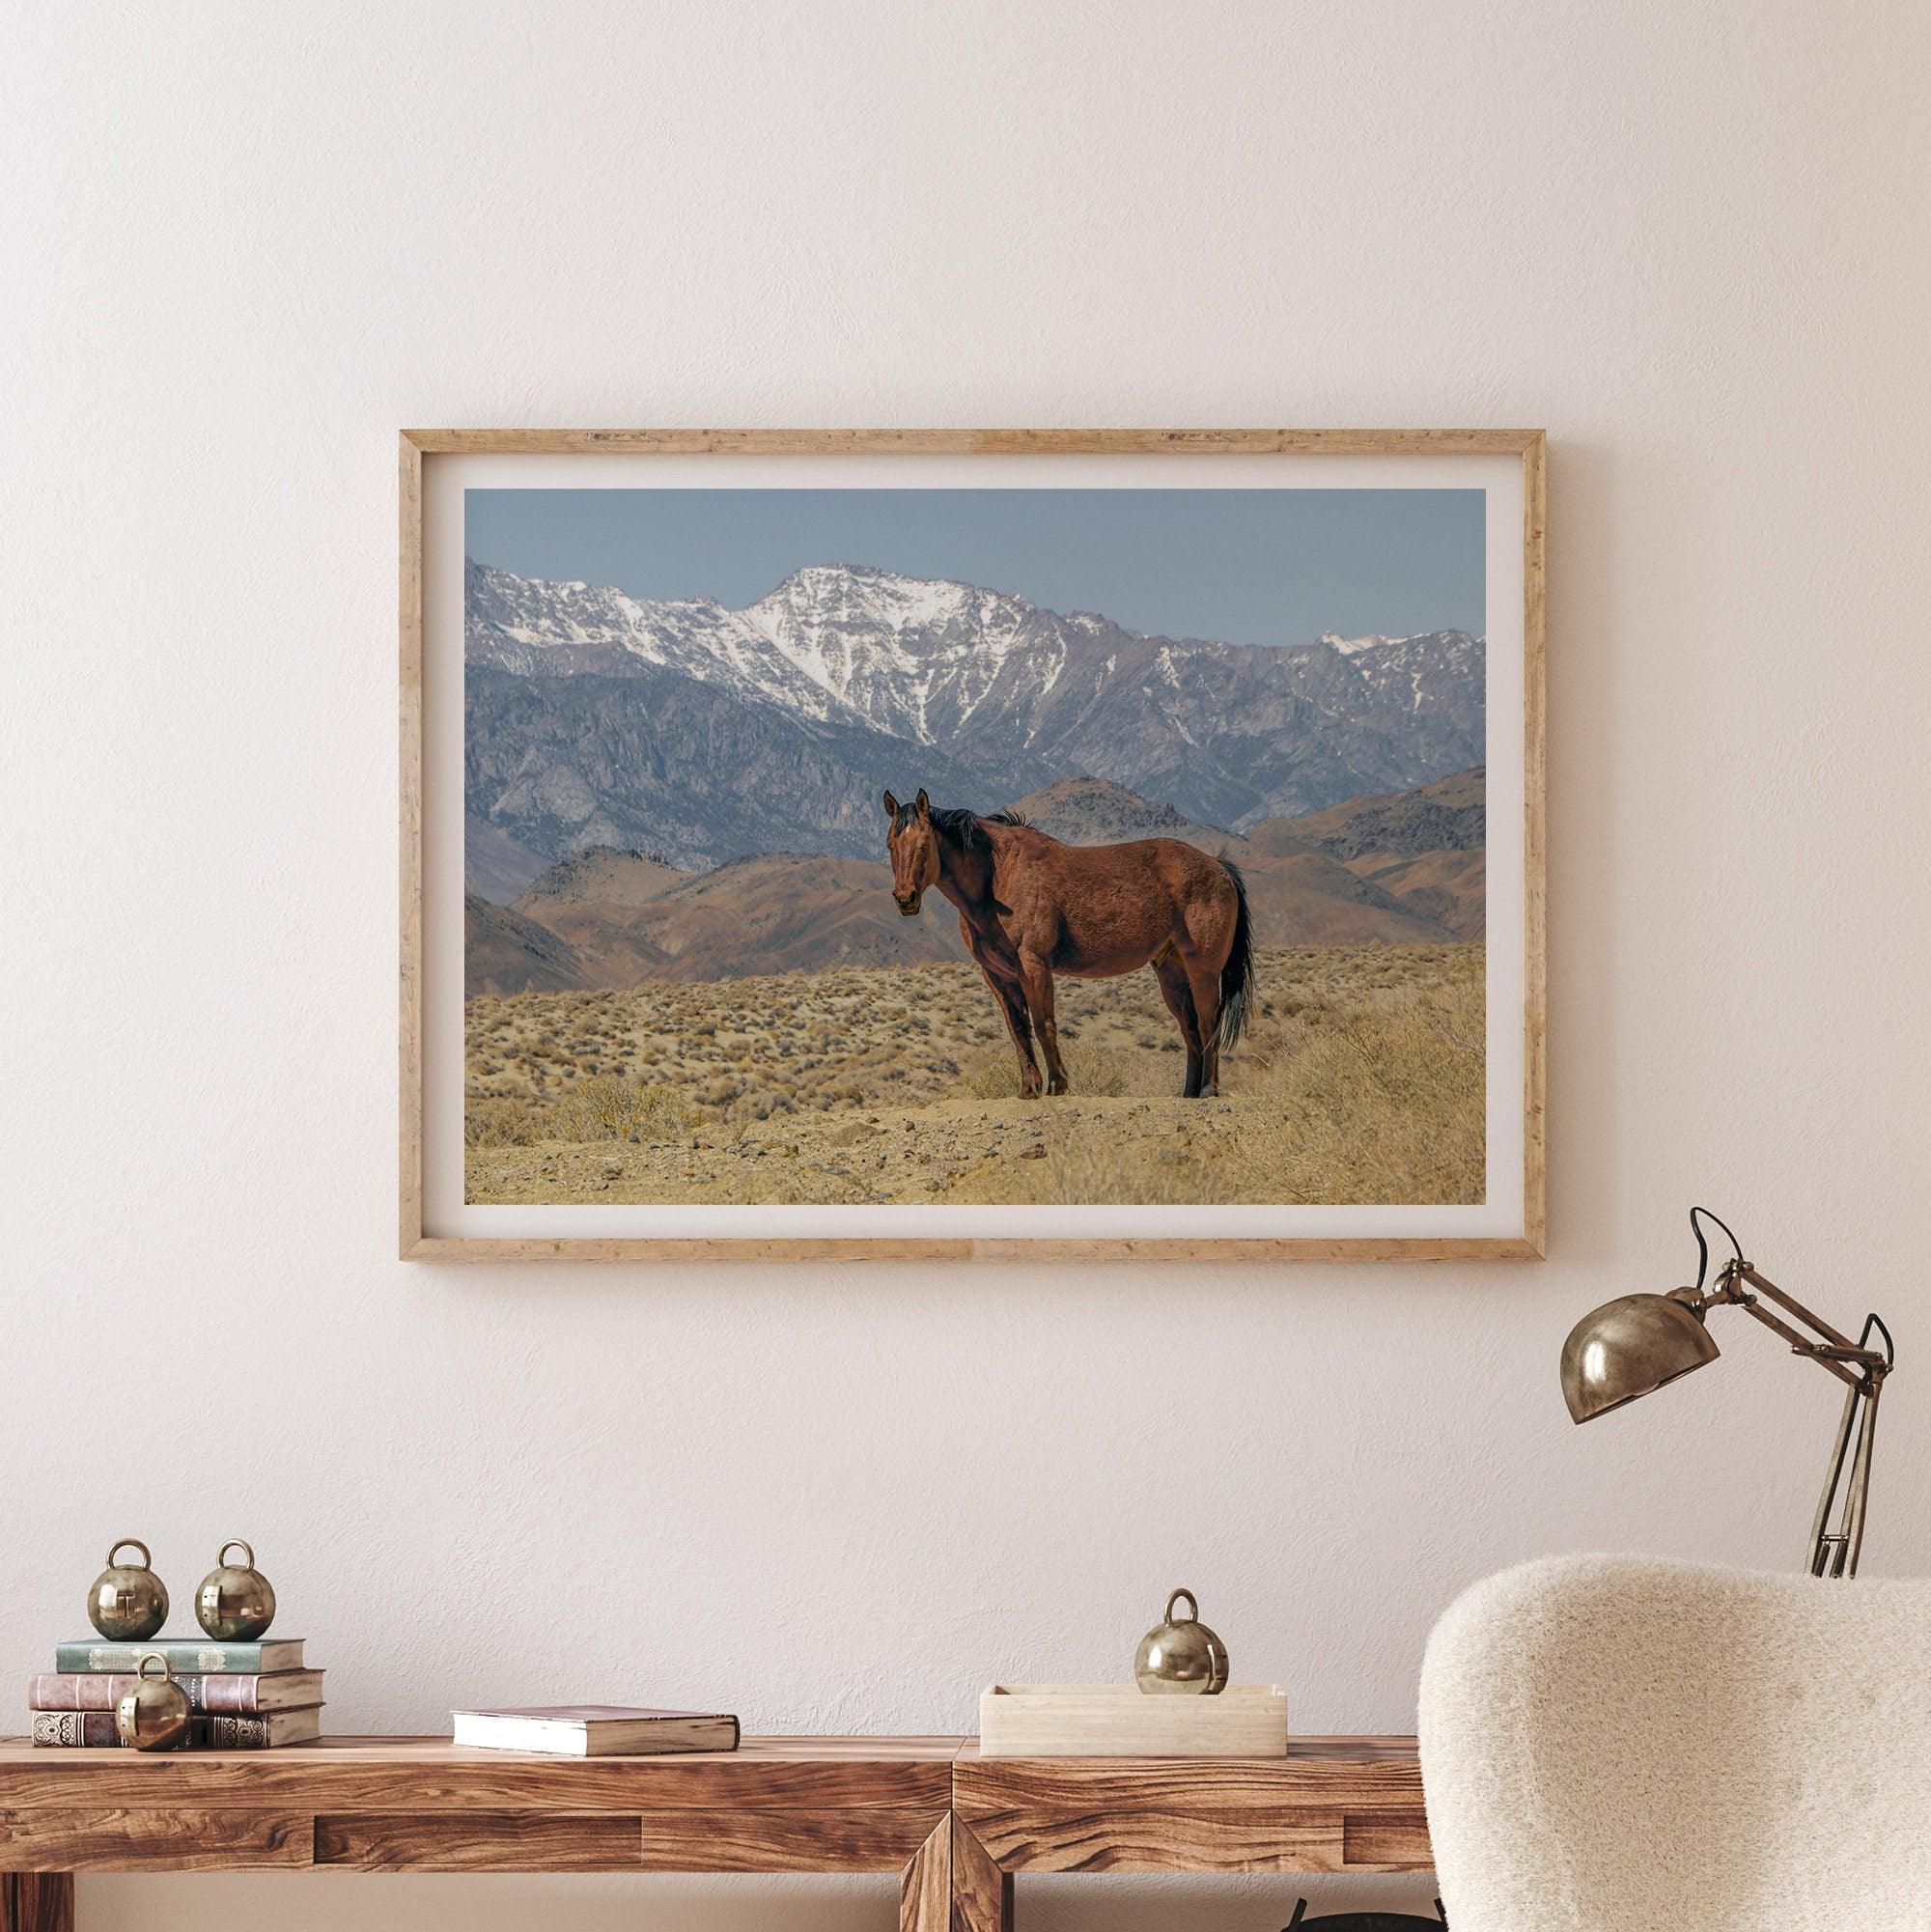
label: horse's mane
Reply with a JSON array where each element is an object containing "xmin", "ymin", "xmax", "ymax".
[{"xmin": 894, "ymin": 803, "xmax": 1031, "ymax": 850}]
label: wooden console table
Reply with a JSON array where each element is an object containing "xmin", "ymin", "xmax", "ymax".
[
  {"xmin": 947, "ymin": 1734, "xmax": 1429, "ymax": 1927},
  {"xmin": 0, "ymin": 1733, "xmax": 1426, "ymax": 1929}
]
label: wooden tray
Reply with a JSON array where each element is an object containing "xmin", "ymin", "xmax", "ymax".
[{"xmin": 979, "ymin": 1683, "xmax": 1289, "ymax": 1757}]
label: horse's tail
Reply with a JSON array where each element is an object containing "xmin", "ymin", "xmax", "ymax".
[{"xmin": 1216, "ymin": 859, "xmax": 1255, "ymax": 1054}]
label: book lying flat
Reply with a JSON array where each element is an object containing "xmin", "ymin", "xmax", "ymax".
[
  {"xmin": 54, "ymin": 1638, "xmax": 306, "ymax": 1674},
  {"xmin": 453, "ymin": 1706, "xmax": 740, "ymax": 1756},
  {"xmin": 30, "ymin": 1706, "xmax": 322, "ymax": 1749},
  {"xmin": 30, "ymin": 1669, "xmax": 324, "ymax": 1714}
]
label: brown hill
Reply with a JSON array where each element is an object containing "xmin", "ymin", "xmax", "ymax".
[
  {"xmin": 1348, "ymin": 849, "xmax": 1486, "ymax": 940},
  {"xmin": 1237, "ymin": 850, "xmax": 1454, "ymax": 945},
  {"xmin": 475, "ymin": 852, "xmax": 966, "ymax": 990},
  {"xmin": 465, "ymin": 895, "xmax": 591, "ymax": 996},
  {"xmin": 624, "ymin": 854, "xmax": 971, "ymax": 981},
  {"xmin": 508, "ymin": 848, "xmax": 690, "ymax": 985},
  {"xmin": 1245, "ymin": 768, "xmax": 1484, "ymax": 940},
  {"xmin": 1259, "ymin": 766, "xmax": 1484, "ymax": 859},
  {"xmin": 1004, "ymin": 775, "xmax": 1245, "ymax": 855},
  {"xmin": 516, "ymin": 845, "xmax": 691, "ymax": 913}
]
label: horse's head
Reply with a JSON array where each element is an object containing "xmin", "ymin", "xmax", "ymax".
[{"xmin": 882, "ymin": 788, "xmax": 938, "ymax": 915}]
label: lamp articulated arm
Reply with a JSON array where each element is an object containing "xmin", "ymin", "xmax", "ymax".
[{"xmin": 1683, "ymin": 1240, "xmax": 1894, "ymax": 1579}]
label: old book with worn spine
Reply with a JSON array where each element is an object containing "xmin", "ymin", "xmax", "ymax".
[
  {"xmin": 30, "ymin": 1707, "xmax": 322, "ymax": 1749},
  {"xmin": 53, "ymin": 1638, "xmax": 305, "ymax": 1674},
  {"xmin": 30, "ymin": 1669, "xmax": 323, "ymax": 1714}
]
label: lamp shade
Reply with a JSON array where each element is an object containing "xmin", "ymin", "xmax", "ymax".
[{"xmin": 1560, "ymin": 1292, "xmax": 1721, "ymax": 1423}]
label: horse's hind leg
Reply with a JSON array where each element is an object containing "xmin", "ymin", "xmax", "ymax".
[
  {"xmin": 1152, "ymin": 953, "xmax": 1204, "ymax": 1098},
  {"xmin": 1178, "ymin": 953, "xmax": 1224, "ymax": 1097},
  {"xmin": 1016, "ymin": 951, "xmax": 1070, "ymax": 1095}
]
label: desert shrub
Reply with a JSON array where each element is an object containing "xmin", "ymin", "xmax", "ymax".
[
  {"xmin": 463, "ymin": 1095, "xmax": 548, "ymax": 1148},
  {"xmin": 958, "ymin": 1050, "xmax": 1022, "ymax": 1099},
  {"xmin": 958, "ymin": 1044, "xmax": 1144, "ymax": 1100},
  {"xmin": 549, "ymin": 1075, "xmax": 690, "ymax": 1144}
]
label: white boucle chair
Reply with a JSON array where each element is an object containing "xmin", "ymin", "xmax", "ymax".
[{"xmin": 1417, "ymin": 1554, "xmax": 1931, "ymax": 1932}]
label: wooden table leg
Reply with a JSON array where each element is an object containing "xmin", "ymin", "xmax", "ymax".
[
  {"xmin": 901, "ymin": 1818, "xmax": 950, "ymax": 1931},
  {"xmin": 901, "ymin": 1818, "xmax": 1012, "ymax": 1932},
  {"xmin": 0, "ymin": 1874, "xmax": 73, "ymax": 1932},
  {"xmin": 953, "ymin": 1819, "xmax": 1012, "ymax": 1932}
]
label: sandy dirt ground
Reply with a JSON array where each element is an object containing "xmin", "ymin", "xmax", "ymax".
[{"xmin": 463, "ymin": 944, "xmax": 1485, "ymax": 1208}]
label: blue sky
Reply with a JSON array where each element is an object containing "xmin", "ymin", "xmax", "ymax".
[{"xmin": 465, "ymin": 488, "xmax": 1485, "ymax": 647}]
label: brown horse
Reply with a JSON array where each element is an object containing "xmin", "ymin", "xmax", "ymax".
[{"xmin": 882, "ymin": 788, "xmax": 1254, "ymax": 1099}]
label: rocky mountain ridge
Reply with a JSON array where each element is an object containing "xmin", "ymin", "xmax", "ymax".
[{"xmin": 465, "ymin": 558, "xmax": 1485, "ymax": 871}]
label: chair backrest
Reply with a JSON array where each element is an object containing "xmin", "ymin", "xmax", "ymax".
[{"xmin": 1418, "ymin": 1554, "xmax": 1931, "ymax": 1932}]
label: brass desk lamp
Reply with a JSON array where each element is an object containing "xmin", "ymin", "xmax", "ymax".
[{"xmin": 1560, "ymin": 1208, "xmax": 1895, "ymax": 1578}]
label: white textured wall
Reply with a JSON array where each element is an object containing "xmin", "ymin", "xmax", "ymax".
[{"xmin": 5, "ymin": 2, "xmax": 1928, "ymax": 1925}]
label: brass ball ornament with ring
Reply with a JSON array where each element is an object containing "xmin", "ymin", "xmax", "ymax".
[
  {"xmin": 87, "ymin": 1539, "xmax": 169, "ymax": 1641},
  {"xmin": 1134, "ymin": 1588, "xmax": 1230, "ymax": 1694},
  {"xmin": 116, "ymin": 1654, "xmax": 192, "ymax": 1751},
  {"xmin": 196, "ymin": 1540, "xmax": 276, "ymax": 1641}
]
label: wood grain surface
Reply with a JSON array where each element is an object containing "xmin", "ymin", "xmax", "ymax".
[
  {"xmin": 313, "ymin": 1810, "xmax": 639, "ymax": 1871},
  {"xmin": 405, "ymin": 1234, "xmax": 1542, "ymax": 1263},
  {"xmin": 397, "ymin": 428, "xmax": 425, "ymax": 1257},
  {"xmin": 0, "ymin": 1807, "xmax": 311, "ymax": 1871},
  {"xmin": 954, "ymin": 1736, "xmax": 1427, "ymax": 1874},
  {"xmin": 1342, "ymin": 1812, "xmax": 1434, "ymax": 1869},
  {"xmin": 0, "ymin": 1731, "xmax": 1432, "ymax": 1918},
  {"xmin": 638, "ymin": 1803, "xmax": 941, "ymax": 1871},
  {"xmin": 952, "ymin": 1816, "xmax": 1015, "ymax": 1932},
  {"xmin": 1520, "ymin": 427, "xmax": 1548, "ymax": 1255},
  {"xmin": 0, "ymin": 1735, "xmax": 961, "ymax": 1815},
  {"xmin": 963, "ymin": 1801, "xmax": 1351, "ymax": 1874},
  {"xmin": 0, "ymin": 1875, "xmax": 72, "ymax": 1932},
  {"xmin": 404, "ymin": 428, "xmax": 1542, "ymax": 457},
  {"xmin": 899, "ymin": 1816, "xmax": 952, "ymax": 1932}
]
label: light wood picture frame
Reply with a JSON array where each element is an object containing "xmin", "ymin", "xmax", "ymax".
[{"xmin": 402, "ymin": 429, "xmax": 1544, "ymax": 1261}]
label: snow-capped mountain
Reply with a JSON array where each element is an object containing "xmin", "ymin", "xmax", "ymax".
[
  {"xmin": 465, "ymin": 559, "xmax": 1485, "ymax": 871},
  {"xmin": 468, "ymin": 559, "xmax": 1074, "ymax": 743}
]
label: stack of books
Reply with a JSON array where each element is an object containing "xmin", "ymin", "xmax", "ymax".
[{"xmin": 29, "ymin": 1635, "xmax": 323, "ymax": 1749}]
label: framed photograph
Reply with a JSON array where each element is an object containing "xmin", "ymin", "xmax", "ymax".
[{"xmin": 402, "ymin": 430, "xmax": 1543, "ymax": 1261}]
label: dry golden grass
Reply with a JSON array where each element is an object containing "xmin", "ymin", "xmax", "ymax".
[
  {"xmin": 1245, "ymin": 974, "xmax": 1485, "ymax": 1204},
  {"xmin": 463, "ymin": 944, "xmax": 1485, "ymax": 1207}
]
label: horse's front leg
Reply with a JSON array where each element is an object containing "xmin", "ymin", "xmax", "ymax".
[
  {"xmin": 1017, "ymin": 952, "xmax": 1070, "ymax": 1096},
  {"xmin": 992, "ymin": 974, "xmax": 1044, "ymax": 1099},
  {"xmin": 967, "ymin": 932, "xmax": 1043, "ymax": 1098}
]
